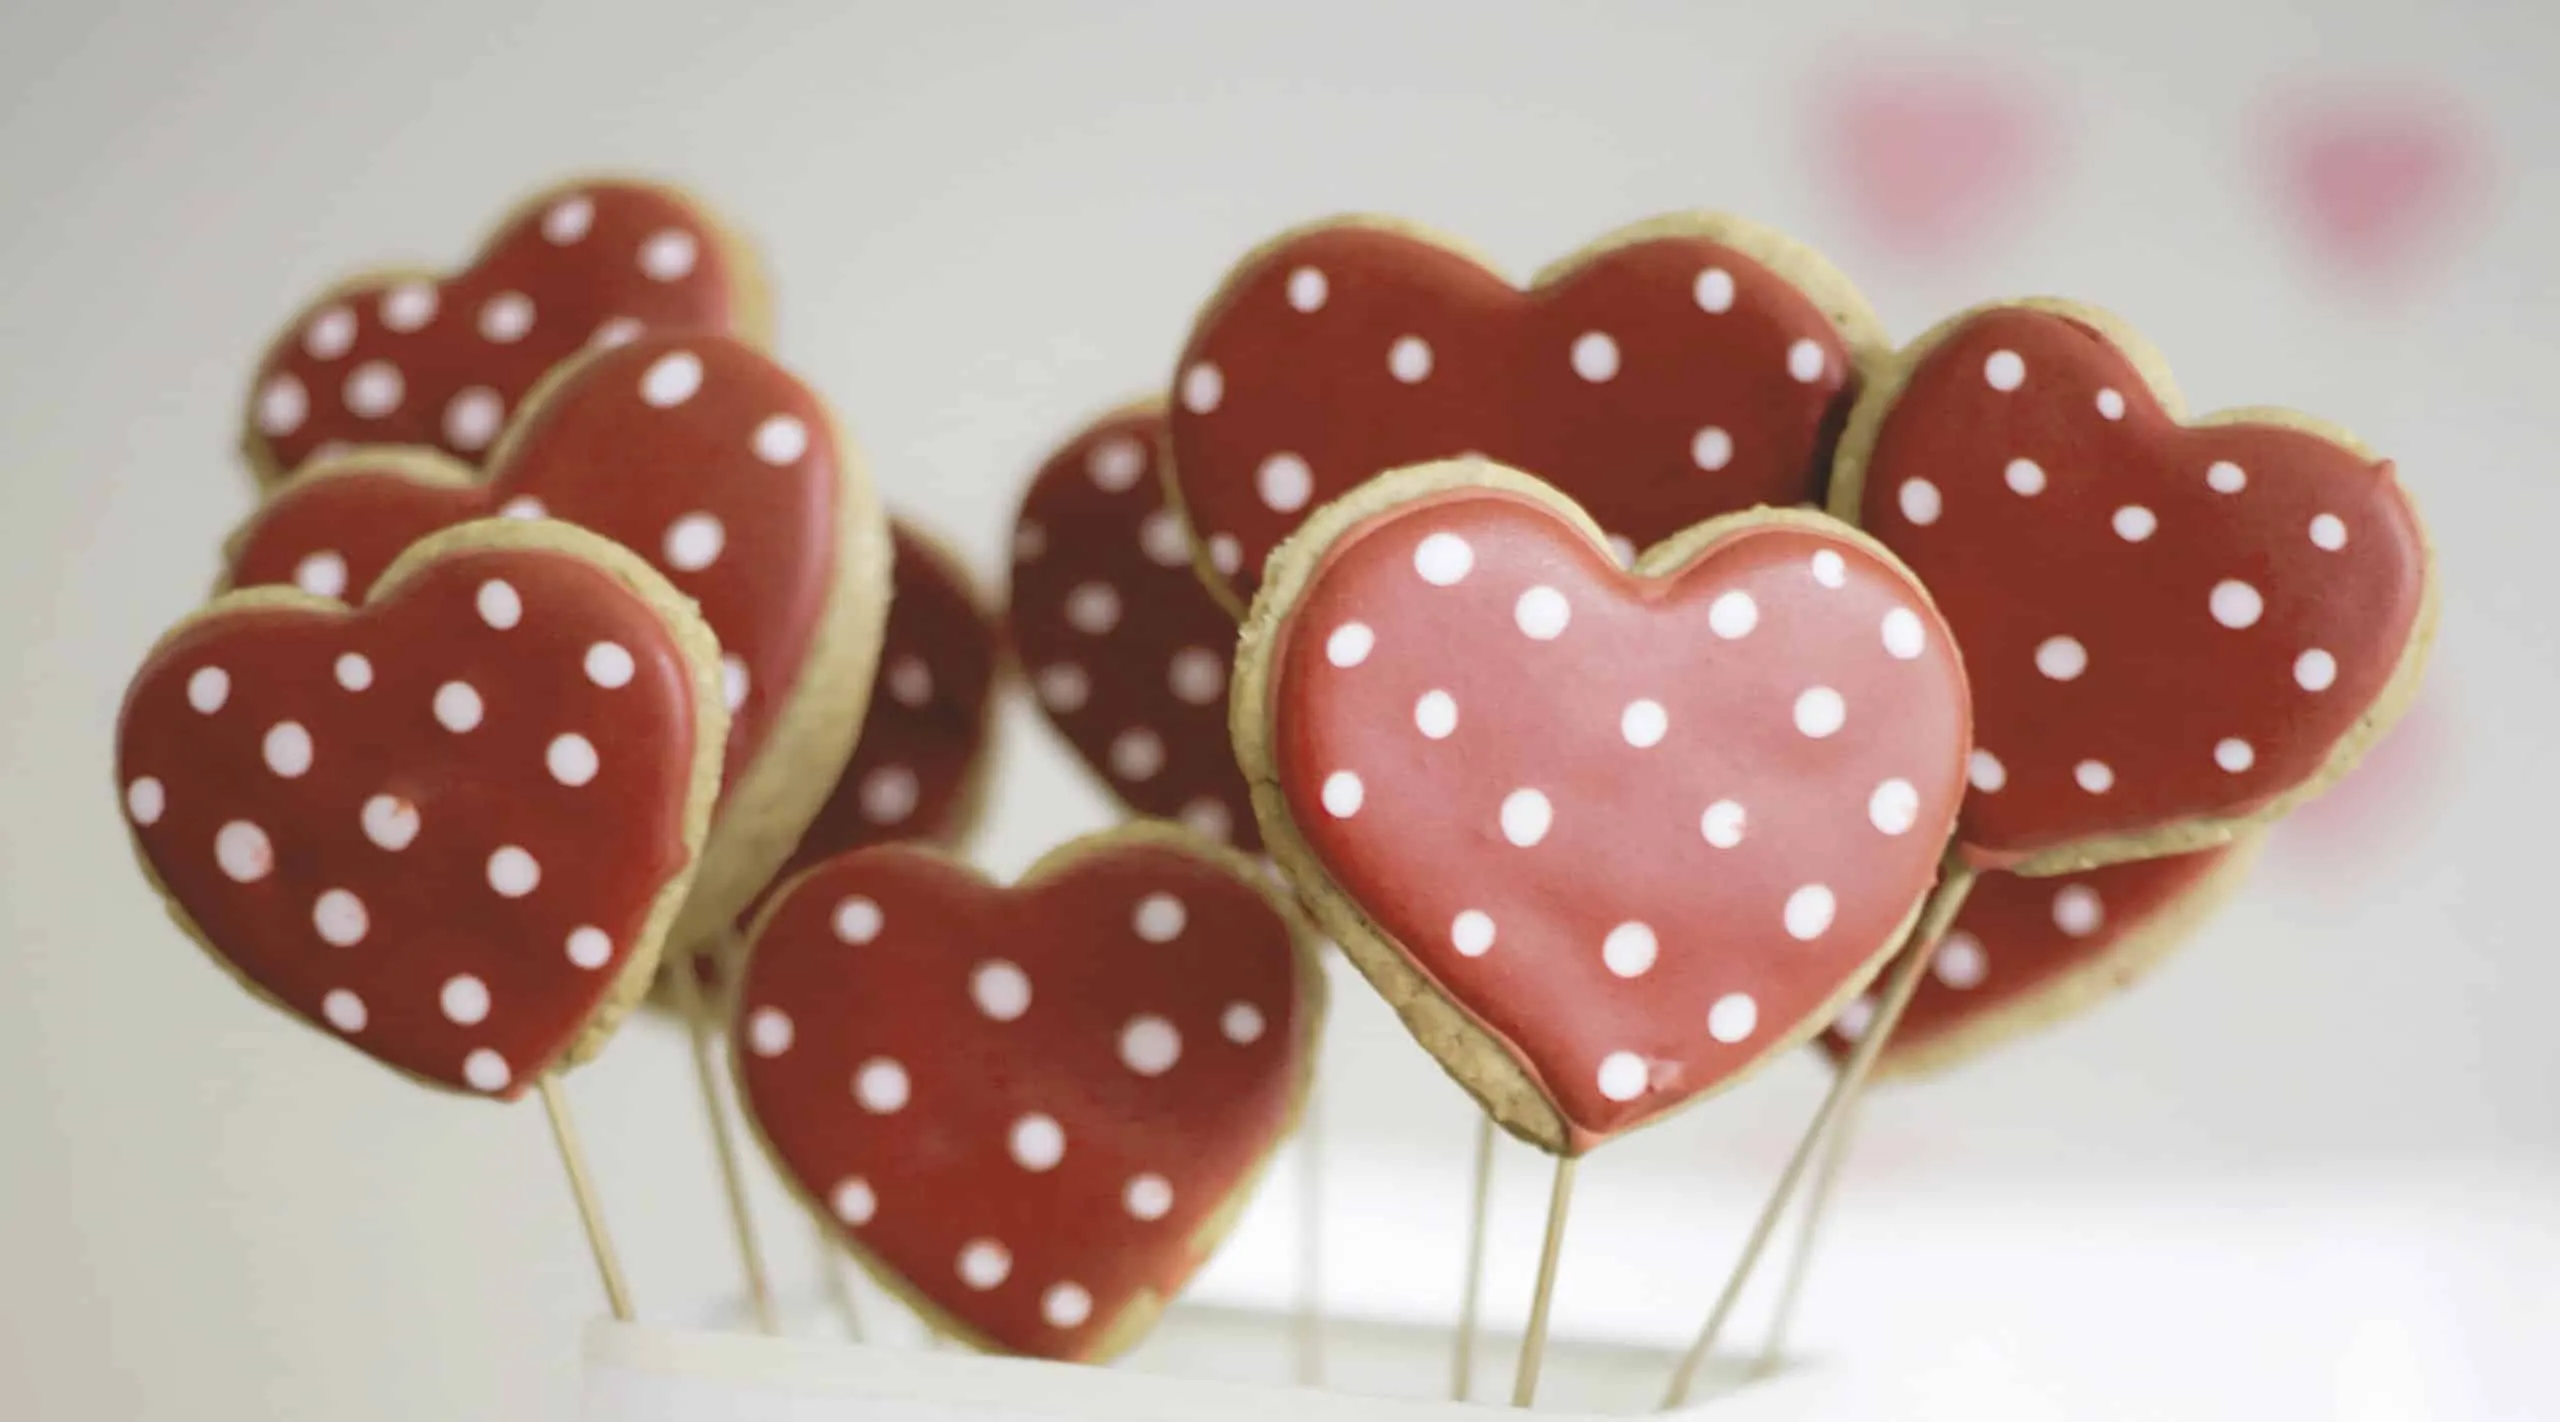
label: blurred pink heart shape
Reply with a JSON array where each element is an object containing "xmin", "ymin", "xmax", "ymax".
[
  {"xmin": 2273, "ymin": 681, "xmax": 2452, "ymax": 869},
  {"xmin": 2268, "ymin": 93, "xmax": 2483, "ymax": 282},
  {"xmin": 1814, "ymin": 61, "xmax": 2050, "ymax": 263}
]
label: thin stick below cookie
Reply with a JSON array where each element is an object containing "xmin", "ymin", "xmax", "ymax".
[
  {"xmin": 539, "ymin": 1073, "xmax": 636, "ymax": 1322},
  {"xmin": 1453, "ymin": 1114, "xmax": 1497, "ymax": 1400},
  {"xmin": 1510, "ymin": 1154, "xmax": 1579, "ymax": 1408},
  {"xmin": 668, "ymin": 946, "xmax": 779, "ymax": 1334}
]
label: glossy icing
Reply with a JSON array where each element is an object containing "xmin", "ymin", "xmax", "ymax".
[
  {"xmin": 116, "ymin": 542, "xmax": 705, "ymax": 1097},
  {"xmin": 733, "ymin": 836, "xmax": 1314, "ymax": 1361},
  {"xmin": 1846, "ymin": 306, "xmax": 2431, "ymax": 868},
  {"xmin": 1268, "ymin": 488, "xmax": 1970, "ymax": 1148},
  {"xmin": 1009, "ymin": 403, "xmax": 1260, "ymax": 850}
]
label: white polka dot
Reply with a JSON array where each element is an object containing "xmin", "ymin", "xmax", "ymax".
[
  {"xmin": 487, "ymin": 846, "xmax": 540, "ymax": 897},
  {"xmin": 1786, "ymin": 338, "xmax": 1828, "ymax": 383},
  {"xmin": 1010, "ymin": 1114, "xmax": 1066, "ymax": 1171},
  {"xmin": 1413, "ymin": 532, "xmax": 1473, "ymax": 586},
  {"xmin": 443, "ymin": 388, "xmax": 504, "ymax": 451},
  {"xmin": 1140, "ymin": 509, "xmax": 1192, "ymax": 567},
  {"xmin": 1451, "ymin": 910, "xmax": 1496, "ymax": 957},
  {"xmin": 2003, "ymin": 458, "xmax": 2047, "ymax": 496},
  {"xmin": 543, "ymin": 196, "xmax": 595, "ymax": 243},
  {"xmin": 585, "ymin": 641, "xmax": 634, "ymax": 688},
  {"xmin": 1321, "ymin": 771, "xmax": 1363, "ymax": 818},
  {"xmin": 1621, "ymin": 699, "xmax": 1668, "ymax": 748},
  {"xmin": 2096, "ymin": 388, "xmax": 2126, "ymax": 420},
  {"xmin": 1868, "ymin": 778, "xmax": 1919, "ymax": 835},
  {"xmin": 1514, "ymin": 586, "xmax": 1571, "ymax": 640},
  {"xmin": 641, "ymin": 351, "xmax": 703, "ymax": 408},
  {"xmin": 1969, "ymin": 749, "xmax": 2007, "ymax": 793},
  {"xmin": 1881, "ymin": 607, "xmax": 1927, "ymax": 660},
  {"xmin": 1784, "ymin": 885, "xmax": 1836, "ymax": 941},
  {"xmin": 125, "ymin": 776, "xmax": 165, "ymax": 825},
  {"xmin": 1709, "ymin": 591, "xmax": 1758, "ymax": 639},
  {"xmin": 2207, "ymin": 460, "xmax": 2247, "ymax": 494},
  {"xmin": 343, "ymin": 361, "xmax": 404, "ymax": 418},
  {"xmin": 1701, "ymin": 799, "xmax": 1746, "ymax": 848},
  {"xmin": 1804, "ymin": 551, "xmax": 1845, "ymax": 591},
  {"xmin": 2074, "ymin": 759, "xmax": 2115, "ymax": 794},
  {"xmin": 834, "ymin": 897, "xmax": 884, "ymax": 944},
  {"xmin": 1833, "ymin": 996, "xmax": 1877, "ymax": 1041},
  {"xmin": 463, "ymin": 1049, "xmax": 512, "ymax": 1093},
  {"xmin": 887, "ymin": 655, "xmax": 934, "ymax": 707},
  {"xmin": 333, "ymin": 652, "xmax": 373, "ymax": 691},
  {"xmin": 957, "ymin": 1240, "xmax": 1012, "ymax": 1290},
  {"xmin": 972, "ymin": 960, "xmax": 1031, "ymax": 1020},
  {"xmin": 1043, "ymin": 1283, "xmax": 1093, "ymax": 1329},
  {"xmin": 591, "ymin": 316, "xmax": 643, "ymax": 349},
  {"xmin": 1695, "ymin": 266, "xmax": 1736, "ymax": 313},
  {"xmin": 256, "ymin": 374, "xmax": 308, "ymax": 436},
  {"xmin": 1607, "ymin": 534, "xmax": 1637, "ymax": 568},
  {"xmin": 440, "ymin": 974, "xmax": 491, "ymax": 1026},
  {"xmin": 360, "ymin": 795, "xmax": 418, "ymax": 850},
  {"xmin": 1326, "ymin": 622, "xmax": 1374, "ymax": 667},
  {"xmin": 1286, "ymin": 265, "xmax": 1328, "ymax": 312},
  {"xmin": 1125, "ymin": 1174, "xmax": 1175, "ymax": 1220},
  {"xmin": 1180, "ymin": 362, "xmax": 1223, "ymax": 414},
  {"xmin": 1596, "ymin": 1052, "xmax": 1648, "ymax": 1101},
  {"xmin": 639, "ymin": 229, "xmax": 698, "ymax": 281},
  {"xmin": 2112, "ymin": 505, "xmax": 2158, "ymax": 542},
  {"xmin": 566, "ymin": 927, "xmax": 612, "ymax": 969},
  {"xmin": 1984, "ymin": 350, "xmax": 2025, "ymax": 391},
  {"xmin": 1414, "ymin": 690, "xmax": 1458, "ymax": 739},
  {"xmin": 1132, "ymin": 892, "xmax": 1188, "ymax": 944},
  {"xmin": 1899, "ymin": 479, "xmax": 1942, "ymax": 525},
  {"xmin": 294, "ymin": 551, "xmax": 348, "ymax": 598},
  {"xmin": 311, "ymin": 888, "xmax": 367, "ymax": 946},
  {"xmin": 1119, "ymin": 1016, "xmax": 1181, "ymax": 1076},
  {"xmin": 722, "ymin": 654, "xmax": 749, "ymax": 710},
  {"xmin": 2310, "ymin": 514, "xmax": 2349, "ymax": 551},
  {"xmin": 1218, "ymin": 1001, "xmax": 1268, "ymax": 1045},
  {"xmin": 1933, "ymin": 933, "xmax": 1988, "ymax": 988},
  {"xmin": 1571, "ymin": 331, "xmax": 1621, "ymax": 382},
  {"xmin": 1794, "ymin": 687, "xmax": 1846, "ymax": 738},
  {"xmin": 856, "ymin": 765, "xmax": 918, "ymax": 824},
  {"xmin": 1208, "ymin": 534, "xmax": 1243, "ymax": 575},
  {"xmin": 477, "ymin": 291, "xmax": 534, "ymax": 343},
  {"xmin": 304, "ymin": 306, "xmax": 356, "ymax": 359},
  {"xmin": 1254, "ymin": 452, "xmax": 1314, "ymax": 513},
  {"xmin": 1179, "ymin": 797, "xmax": 1233, "ymax": 843},
  {"xmin": 2052, "ymin": 884, "xmax": 2104, "ymax": 937},
  {"xmin": 1086, "ymin": 435, "xmax": 1147, "ymax": 491},
  {"xmin": 1065, "ymin": 582, "xmax": 1121, "ymax": 634},
  {"xmin": 433, "ymin": 681, "xmax": 483, "ymax": 733},
  {"xmin": 466, "ymin": 579, "xmax": 522, "ymax": 632},
  {"xmin": 262, "ymin": 721, "xmax": 313, "ymax": 778},
  {"xmin": 2297, "ymin": 649, "xmax": 2338, "ymax": 691},
  {"xmin": 1014, "ymin": 520, "xmax": 1046, "ymax": 568},
  {"xmin": 662, "ymin": 512, "xmax": 725, "ymax": 572},
  {"xmin": 1036, "ymin": 664, "xmax": 1090, "ymax": 712},
  {"xmin": 831, "ymin": 1178, "xmax": 877, "ymax": 1225},
  {"xmin": 1500, "ymin": 788, "xmax": 1553, "ymax": 846},
  {"xmin": 1708, "ymin": 992, "xmax": 1758, "ymax": 1043},
  {"xmin": 753, "ymin": 415, "xmax": 809, "ymax": 466},
  {"xmin": 2035, "ymin": 636, "xmax": 2088, "ymax": 681},
  {"xmin": 2210, "ymin": 580, "xmax": 2263, "ymax": 629},
  {"xmin": 380, "ymin": 283, "xmax": 438, "ymax": 332},
  {"xmin": 1109, "ymin": 729, "xmax": 1166, "ymax": 782},
  {"xmin": 543, "ymin": 733, "xmax": 599, "ymax": 787},
  {"xmin": 1692, "ymin": 426, "xmax": 1734, "ymax": 471},
  {"xmin": 854, "ymin": 1058, "xmax": 909, "ymax": 1112},
  {"xmin": 321, "ymin": 989, "xmax": 366, "ymax": 1033},
  {"xmin": 499, "ymin": 495, "xmax": 546, "ymax": 520},
  {"xmin": 1388, "ymin": 335, "xmax": 1433, "ymax": 383},
  {"xmin": 2215, "ymin": 737, "xmax": 2256, "ymax": 772},
  {"xmin": 1602, "ymin": 922, "xmax": 1659, "ymax": 978}
]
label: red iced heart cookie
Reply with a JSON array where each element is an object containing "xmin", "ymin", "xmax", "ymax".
[
  {"xmin": 732, "ymin": 827, "xmax": 1321, "ymax": 1361},
  {"xmin": 115, "ymin": 521, "xmax": 724, "ymax": 1097},
  {"xmin": 1235, "ymin": 463, "xmax": 1972, "ymax": 1153},
  {"xmin": 243, "ymin": 177, "xmax": 765, "ymax": 484},
  {"xmin": 1818, "ymin": 837, "xmax": 2259, "ymax": 1080},
  {"xmin": 225, "ymin": 331, "xmax": 887, "ymax": 951},
  {"xmin": 1831, "ymin": 301, "xmax": 2437, "ymax": 873},
  {"xmin": 1010, "ymin": 400, "xmax": 1260, "ymax": 850},
  {"xmin": 1167, "ymin": 214, "xmax": 1886, "ymax": 611}
]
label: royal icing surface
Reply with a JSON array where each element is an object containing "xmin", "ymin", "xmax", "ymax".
[
  {"xmin": 734, "ymin": 839, "xmax": 1311, "ymax": 1361},
  {"xmin": 246, "ymin": 181, "xmax": 751, "ymax": 479},
  {"xmin": 1268, "ymin": 489, "xmax": 1970, "ymax": 1147},
  {"xmin": 1170, "ymin": 222, "xmax": 1864, "ymax": 606},
  {"xmin": 229, "ymin": 332, "xmax": 840, "ymax": 806},
  {"xmin": 1849, "ymin": 307, "xmax": 2430, "ymax": 867},
  {"xmin": 116, "ymin": 544, "xmax": 704, "ymax": 1097},
  {"xmin": 1010, "ymin": 404, "xmax": 1259, "ymax": 850}
]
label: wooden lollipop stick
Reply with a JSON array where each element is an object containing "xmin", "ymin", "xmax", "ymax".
[
  {"xmin": 667, "ymin": 944, "xmax": 781, "ymax": 1335},
  {"xmin": 1510, "ymin": 1154, "xmax": 1579, "ymax": 1408},
  {"xmin": 815, "ymin": 1222, "xmax": 866, "ymax": 1341},
  {"xmin": 1659, "ymin": 864, "xmax": 1977, "ymax": 1409},
  {"xmin": 1452, "ymin": 1114, "xmax": 1498, "ymax": 1401},
  {"xmin": 1749, "ymin": 1088, "xmax": 1865, "ymax": 1379},
  {"xmin": 539, "ymin": 1074, "xmax": 636, "ymax": 1323},
  {"xmin": 1296, "ymin": 1088, "xmax": 1327, "ymax": 1387}
]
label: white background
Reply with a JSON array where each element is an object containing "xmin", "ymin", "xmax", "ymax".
[{"xmin": 2, "ymin": 1, "xmax": 2555, "ymax": 1417}]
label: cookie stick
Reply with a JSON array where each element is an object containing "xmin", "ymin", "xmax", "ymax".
[
  {"xmin": 815, "ymin": 1228, "xmax": 866, "ymax": 1340},
  {"xmin": 1451, "ymin": 1114, "xmax": 1497, "ymax": 1400},
  {"xmin": 1295, "ymin": 1088, "xmax": 1326, "ymax": 1387},
  {"xmin": 1746, "ymin": 1086, "xmax": 1859, "ymax": 1382},
  {"xmin": 666, "ymin": 938, "xmax": 780, "ymax": 1334},
  {"xmin": 538, "ymin": 1075, "xmax": 637, "ymax": 1321}
]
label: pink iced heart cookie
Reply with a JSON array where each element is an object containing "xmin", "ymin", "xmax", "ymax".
[
  {"xmin": 115, "ymin": 521, "xmax": 725, "ymax": 1096},
  {"xmin": 1235, "ymin": 463, "xmax": 1972, "ymax": 1153},
  {"xmin": 1010, "ymin": 400, "xmax": 1261, "ymax": 851},
  {"xmin": 732, "ymin": 827, "xmax": 1322, "ymax": 1361},
  {"xmin": 244, "ymin": 177, "xmax": 766, "ymax": 484},
  {"xmin": 1831, "ymin": 301, "xmax": 2438, "ymax": 874},
  {"xmin": 224, "ymin": 332, "xmax": 889, "ymax": 951},
  {"xmin": 1167, "ymin": 214, "xmax": 1886, "ymax": 612}
]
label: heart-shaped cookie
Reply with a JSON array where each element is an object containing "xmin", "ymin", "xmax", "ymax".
[
  {"xmin": 1235, "ymin": 462, "xmax": 1972, "ymax": 1153},
  {"xmin": 1819, "ymin": 836, "xmax": 2260, "ymax": 1080},
  {"xmin": 243, "ymin": 176, "xmax": 766, "ymax": 484},
  {"xmin": 1010, "ymin": 400, "xmax": 1260, "ymax": 850},
  {"xmin": 1167, "ymin": 213, "xmax": 1886, "ymax": 612},
  {"xmin": 1830, "ymin": 301, "xmax": 2437, "ymax": 874},
  {"xmin": 731, "ymin": 825, "xmax": 1322, "ymax": 1361},
  {"xmin": 224, "ymin": 331, "xmax": 888, "ymax": 952},
  {"xmin": 115, "ymin": 520, "xmax": 725, "ymax": 1096}
]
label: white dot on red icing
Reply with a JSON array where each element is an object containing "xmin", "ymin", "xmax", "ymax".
[
  {"xmin": 444, "ymin": 388, "xmax": 504, "ymax": 451},
  {"xmin": 1608, "ymin": 534, "xmax": 1637, "ymax": 568},
  {"xmin": 322, "ymin": 989, "xmax": 366, "ymax": 1033},
  {"xmin": 591, "ymin": 317, "xmax": 643, "ymax": 349},
  {"xmin": 546, "ymin": 733, "xmax": 599, "ymax": 787},
  {"xmin": 720, "ymin": 655, "xmax": 750, "ymax": 712},
  {"xmin": 487, "ymin": 846, "xmax": 540, "ymax": 897},
  {"xmin": 305, "ymin": 306, "xmax": 356, "ymax": 359},
  {"xmin": 1043, "ymin": 1283, "xmax": 1094, "ymax": 1329},
  {"xmin": 1794, "ymin": 687, "xmax": 1846, "ymax": 738},
  {"xmin": 499, "ymin": 495, "xmax": 546, "ymax": 520},
  {"xmin": 2210, "ymin": 580, "xmax": 2263, "ymax": 629},
  {"xmin": 1898, "ymin": 479, "xmax": 1942, "ymax": 526},
  {"xmin": 1514, "ymin": 586, "xmax": 1570, "ymax": 641},
  {"xmin": 1868, "ymin": 779, "xmax": 1919, "ymax": 835},
  {"xmin": 1133, "ymin": 892, "xmax": 1187, "ymax": 944},
  {"xmin": 1709, "ymin": 993, "xmax": 1758, "ymax": 1043},
  {"xmin": 1139, "ymin": 509, "xmax": 1192, "ymax": 568},
  {"xmin": 543, "ymin": 196, "xmax": 594, "ymax": 243},
  {"xmin": 1222, "ymin": 1002, "xmax": 1267, "ymax": 1044},
  {"xmin": 1985, "ymin": 350, "xmax": 2026, "ymax": 390},
  {"xmin": 1500, "ymin": 789, "xmax": 1553, "ymax": 847},
  {"xmin": 1934, "ymin": 933, "xmax": 1988, "ymax": 988},
  {"xmin": 440, "ymin": 974, "xmax": 491, "ymax": 1026},
  {"xmin": 1602, "ymin": 922, "xmax": 1659, "ymax": 978},
  {"xmin": 1387, "ymin": 334, "xmax": 1434, "ymax": 384},
  {"xmin": 380, "ymin": 283, "xmax": 438, "ymax": 332},
  {"xmin": 831, "ymin": 1178, "xmax": 877, "ymax": 1226},
  {"xmin": 288, "ymin": 550, "xmax": 348, "ymax": 600},
  {"xmin": 662, "ymin": 512, "xmax": 726, "ymax": 572},
  {"xmin": 478, "ymin": 291, "xmax": 534, "ymax": 343},
  {"xmin": 1881, "ymin": 608, "xmax": 1927, "ymax": 660},
  {"xmin": 464, "ymin": 1049, "xmax": 512, "ymax": 1093},
  {"xmin": 1326, "ymin": 623, "xmax": 1375, "ymax": 667},
  {"xmin": 2310, "ymin": 514, "xmax": 2348, "ymax": 551},
  {"xmin": 2096, "ymin": 388, "xmax": 2127, "ymax": 420},
  {"xmin": 1452, "ymin": 910, "xmax": 1496, "ymax": 957},
  {"xmin": 256, "ymin": 374, "xmax": 308, "ymax": 436},
  {"xmin": 584, "ymin": 641, "xmax": 635, "ymax": 689},
  {"xmin": 1286, "ymin": 265, "xmax": 1328, "ymax": 312},
  {"xmin": 125, "ymin": 776, "xmax": 166, "ymax": 825},
  {"xmin": 1969, "ymin": 749, "xmax": 2007, "ymax": 793},
  {"xmin": 343, "ymin": 361, "xmax": 404, "ymax": 418},
  {"xmin": 1012, "ymin": 519, "xmax": 1046, "ymax": 564},
  {"xmin": 972, "ymin": 960, "xmax": 1031, "ymax": 1021},
  {"xmin": 639, "ymin": 229, "xmax": 698, "ymax": 281},
  {"xmin": 433, "ymin": 681, "xmax": 483, "ymax": 733},
  {"xmin": 215, "ymin": 821, "xmax": 272, "ymax": 882},
  {"xmin": 2004, "ymin": 458, "xmax": 2047, "ymax": 496},
  {"xmin": 1786, "ymin": 339, "xmax": 1827, "ymax": 383},
  {"xmin": 566, "ymin": 926, "xmax": 612, "ymax": 969},
  {"xmin": 1686, "ymin": 263, "xmax": 1737, "ymax": 311},
  {"xmin": 312, "ymin": 888, "xmax": 367, "ymax": 946},
  {"xmin": 1109, "ymin": 729, "xmax": 1166, "ymax": 782},
  {"xmin": 333, "ymin": 652, "xmax": 373, "ymax": 691},
  {"xmin": 2113, "ymin": 505, "xmax": 2158, "ymax": 542},
  {"xmin": 854, "ymin": 1058, "xmax": 909, "ymax": 1112},
  {"xmin": 2297, "ymin": 649, "xmax": 2338, "ymax": 691},
  {"xmin": 2215, "ymin": 737, "xmax": 2256, "ymax": 772},
  {"xmin": 887, "ymin": 655, "xmax": 934, "ymax": 708},
  {"xmin": 2052, "ymin": 884, "xmax": 2104, "ymax": 937},
  {"xmin": 2207, "ymin": 460, "xmax": 2247, "ymax": 494},
  {"xmin": 1035, "ymin": 663, "xmax": 1090, "ymax": 711},
  {"xmin": 1255, "ymin": 452, "xmax": 1314, "ymax": 513},
  {"xmin": 745, "ymin": 413, "xmax": 809, "ymax": 467},
  {"xmin": 1807, "ymin": 551, "xmax": 1847, "ymax": 590},
  {"xmin": 1164, "ymin": 648, "xmax": 1226, "ymax": 707},
  {"xmin": 2074, "ymin": 760, "xmax": 2115, "ymax": 794},
  {"xmin": 1701, "ymin": 799, "xmax": 1746, "ymax": 848},
  {"xmin": 1180, "ymin": 798, "xmax": 1233, "ymax": 843},
  {"xmin": 1065, "ymin": 582, "xmax": 1122, "ymax": 634},
  {"xmin": 360, "ymin": 795, "xmax": 419, "ymax": 850},
  {"xmin": 261, "ymin": 721, "xmax": 313, "ymax": 778},
  {"xmin": 1784, "ymin": 885, "xmax": 1837, "ymax": 941},
  {"xmin": 1708, "ymin": 591, "xmax": 1758, "ymax": 639},
  {"xmin": 1570, "ymin": 331, "xmax": 1621, "ymax": 382},
  {"xmin": 1833, "ymin": 996, "xmax": 1876, "ymax": 1041},
  {"xmin": 1119, "ymin": 1016, "xmax": 1181, "ymax": 1076},
  {"xmin": 1208, "ymin": 534, "xmax": 1243, "ymax": 576},
  {"xmin": 471, "ymin": 578, "xmax": 522, "ymax": 631},
  {"xmin": 1010, "ymin": 1114, "xmax": 1066, "ymax": 1171},
  {"xmin": 1621, "ymin": 699, "xmax": 1668, "ymax": 748},
  {"xmin": 1085, "ymin": 435, "xmax": 1146, "ymax": 492},
  {"xmin": 1400, "ymin": 689, "xmax": 1457, "ymax": 742},
  {"xmin": 856, "ymin": 765, "xmax": 917, "ymax": 824},
  {"xmin": 1597, "ymin": 1052, "xmax": 1648, "ymax": 1102},
  {"xmin": 641, "ymin": 351, "xmax": 703, "ymax": 408},
  {"xmin": 2035, "ymin": 636, "xmax": 2088, "ymax": 681},
  {"xmin": 1321, "ymin": 771, "xmax": 1364, "ymax": 818},
  {"xmin": 1692, "ymin": 426, "xmax": 1734, "ymax": 472},
  {"xmin": 834, "ymin": 897, "xmax": 884, "ymax": 944},
  {"xmin": 1181, "ymin": 363, "xmax": 1223, "ymax": 414},
  {"xmin": 1125, "ymin": 1174, "xmax": 1174, "ymax": 1221}
]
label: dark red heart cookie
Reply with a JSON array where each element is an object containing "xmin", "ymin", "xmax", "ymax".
[
  {"xmin": 1009, "ymin": 400, "xmax": 1259, "ymax": 850},
  {"xmin": 225, "ymin": 331, "xmax": 887, "ymax": 951},
  {"xmin": 732, "ymin": 827, "xmax": 1321, "ymax": 1361},
  {"xmin": 1818, "ymin": 836, "xmax": 2259, "ymax": 1079},
  {"xmin": 1236, "ymin": 464, "xmax": 1972, "ymax": 1153},
  {"xmin": 1167, "ymin": 214, "xmax": 1885, "ymax": 611},
  {"xmin": 243, "ymin": 177, "xmax": 765, "ymax": 484},
  {"xmin": 1831, "ymin": 301, "xmax": 2436, "ymax": 873},
  {"xmin": 115, "ymin": 521, "xmax": 723, "ymax": 1097}
]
